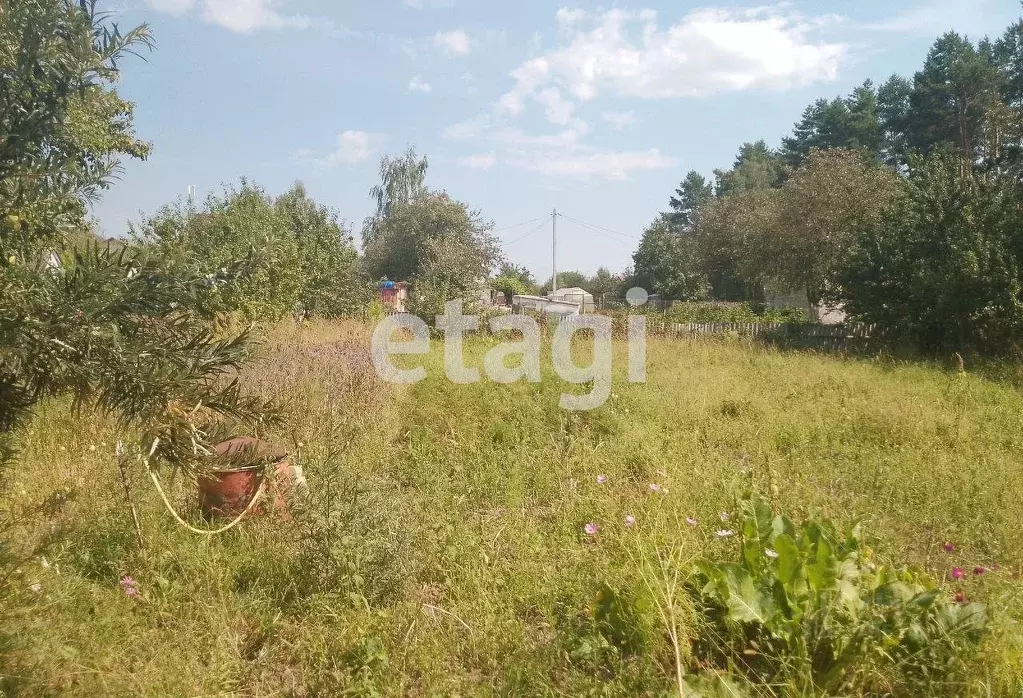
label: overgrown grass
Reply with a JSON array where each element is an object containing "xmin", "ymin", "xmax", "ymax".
[{"xmin": 2, "ymin": 322, "xmax": 1022, "ymax": 695}]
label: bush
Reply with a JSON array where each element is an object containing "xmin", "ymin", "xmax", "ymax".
[
  {"xmin": 839, "ymin": 155, "xmax": 1023, "ymax": 354},
  {"xmin": 690, "ymin": 497, "xmax": 987, "ymax": 696},
  {"xmin": 664, "ymin": 302, "xmax": 807, "ymax": 324},
  {"xmin": 133, "ymin": 182, "xmax": 367, "ymax": 322}
]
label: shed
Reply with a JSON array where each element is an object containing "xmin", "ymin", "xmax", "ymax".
[
  {"xmin": 549, "ymin": 287, "xmax": 594, "ymax": 313},
  {"xmin": 378, "ymin": 280, "xmax": 409, "ymax": 313}
]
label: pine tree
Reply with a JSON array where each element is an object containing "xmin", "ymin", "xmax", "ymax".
[{"xmin": 668, "ymin": 171, "xmax": 713, "ymax": 229}]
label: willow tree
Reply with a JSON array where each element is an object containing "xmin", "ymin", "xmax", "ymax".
[{"xmin": 362, "ymin": 147, "xmax": 429, "ymax": 246}]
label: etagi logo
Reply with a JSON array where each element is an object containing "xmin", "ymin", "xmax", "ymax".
[{"xmin": 370, "ymin": 289, "xmax": 651, "ymax": 411}]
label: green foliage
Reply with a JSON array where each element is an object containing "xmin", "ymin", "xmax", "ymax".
[
  {"xmin": 0, "ymin": 243, "xmax": 278, "ymax": 470},
  {"xmin": 839, "ymin": 156, "xmax": 1023, "ymax": 353},
  {"xmin": 5, "ymin": 328, "xmax": 1023, "ymax": 694},
  {"xmin": 767, "ymin": 149, "xmax": 899, "ymax": 305},
  {"xmin": 664, "ymin": 302, "xmax": 807, "ymax": 324},
  {"xmin": 363, "ymin": 146, "xmax": 429, "ymax": 246},
  {"xmin": 908, "ymin": 33, "xmax": 1004, "ymax": 165},
  {"xmin": 0, "ymin": 0, "xmax": 151, "ymax": 256},
  {"xmin": 692, "ymin": 497, "xmax": 987, "ymax": 695},
  {"xmin": 588, "ymin": 267, "xmax": 623, "ymax": 299},
  {"xmin": 713, "ymin": 141, "xmax": 789, "ymax": 197},
  {"xmin": 0, "ymin": 0, "xmax": 276, "ymax": 475},
  {"xmin": 668, "ymin": 171, "xmax": 714, "ymax": 228},
  {"xmin": 274, "ymin": 183, "xmax": 369, "ymax": 318},
  {"xmin": 364, "ymin": 194, "xmax": 498, "ymax": 319},
  {"xmin": 134, "ymin": 183, "xmax": 301, "ymax": 320},
  {"xmin": 695, "ymin": 188, "xmax": 778, "ymax": 301},
  {"xmin": 491, "ymin": 273, "xmax": 527, "ymax": 303},
  {"xmin": 134, "ymin": 181, "xmax": 366, "ymax": 321},
  {"xmin": 782, "ymin": 81, "xmax": 884, "ymax": 167},
  {"xmin": 496, "ymin": 262, "xmax": 536, "ymax": 293},
  {"xmin": 631, "ymin": 215, "xmax": 707, "ymax": 301},
  {"xmin": 678, "ymin": 10, "xmax": 1023, "ymax": 321}
]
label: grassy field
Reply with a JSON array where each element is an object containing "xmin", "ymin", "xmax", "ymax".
[{"xmin": 2, "ymin": 320, "xmax": 1023, "ymax": 696}]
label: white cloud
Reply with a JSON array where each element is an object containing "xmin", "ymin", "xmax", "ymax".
[
  {"xmin": 506, "ymin": 147, "xmax": 676, "ymax": 180},
  {"xmin": 433, "ymin": 29, "xmax": 472, "ymax": 56},
  {"xmin": 293, "ymin": 131, "xmax": 381, "ymax": 167},
  {"xmin": 444, "ymin": 116, "xmax": 587, "ymax": 148},
  {"xmin": 408, "ymin": 76, "xmax": 433, "ymax": 94},
  {"xmin": 404, "ymin": 0, "xmax": 455, "ymax": 7},
  {"xmin": 145, "ymin": 0, "xmax": 310, "ymax": 32},
  {"xmin": 457, "ymin": 152, "xmax": 497, "ymax": 170},
  {"xmin": 602, "ymin": 111, "xmax": 636, "ymax": 130},
  {"xmin": 443, "ymin": 6, "xmax": 854, "ymax": 180},
  {"xmin": 444, "ymin": 115, "xmax": 669, "ymax": 180},
  {"xmin": 556, "ymin": 8, "xmax": 587, "ymax": 27},
  {"xmin": 145, "ymin": 0, "xmax": 196, "ymax": 14},
  {"xmin": 498, "ymin": 6, "xmax": 846, "ymax": 118},
  {"xmin": 869, "ymin": 0, "xmax": 996, "ymax": 37},
  {"xmin": 331, "ymin": 130, "xmax": 374, "ymax": 164},
  {"xmin": 535, "ymin": 87, "xmax": 581, "ymax": 127}
]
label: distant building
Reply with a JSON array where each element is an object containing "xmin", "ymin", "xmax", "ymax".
[
  {"xmin": 549, "ymin": 287, "xmax": 594, "ymax": 313},
  {"xmin": 378, "ymin": 280, "xmax": 409, "ymax": 313},
  {"xmin": 765, "ymin": 288, "xmax": 847, "ymax": 325},
  {"xmin": 512, "ymin": 294, "xmax": 580, "ymax": 316}
]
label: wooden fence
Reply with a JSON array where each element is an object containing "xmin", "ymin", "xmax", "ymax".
[
  {"xmin": 368, "ymin": 309, "xmax": 878, "ymax": 351},
  {"xmin": 546, "ymin": 315, "xmax": 877, "ymax": 350}
]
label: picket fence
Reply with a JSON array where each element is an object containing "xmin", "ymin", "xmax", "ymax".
[
  {"xmin": 550, "ymin": 316, "xmax": 877, "ymax": 350},
  {"xmin": 370, "ymin": 309, "xmax": 877, "ymax": 350}
]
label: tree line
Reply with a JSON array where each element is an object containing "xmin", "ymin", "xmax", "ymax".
[{"xmin": 632, "ymin": 16, "xmax": 1023, "ymax": 353}]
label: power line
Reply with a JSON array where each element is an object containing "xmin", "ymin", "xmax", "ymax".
[
  {"xmin": 493, "ymin": 215, "xmax": 546, "ymax": 234},
  {"xmin": 561, "ymin": 214, "xmax": 640, "ymax": 242},
  {"xmin": 502, "ymin": 219, "xmax": 549, "ymax": 246}
]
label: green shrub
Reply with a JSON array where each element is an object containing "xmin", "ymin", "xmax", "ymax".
[
  {"xmin": 839, "ymin": 155, "xmax": 1023, "ymax": 354},
  {"xmin": 690, "ymin": 497, "xmax": 987, "ymax": 695},
  {"xmin": 664, "ymin": 302, "xmax": 807, "ymax": 325}
]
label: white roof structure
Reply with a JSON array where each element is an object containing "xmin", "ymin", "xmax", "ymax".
[{"xmin": 512, "ymin": 294, "xmax": 580, "ymax": 316}]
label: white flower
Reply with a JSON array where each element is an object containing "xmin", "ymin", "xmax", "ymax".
[
  {"xmin": 765, "ymin": 549, "xmax": 779, "ymax": 559},
  {"xmin": 40, "ymin": 557, "xmax": 49, "ymax": 569},
  {"xmin": 715, "ymin": 530, "xmax": 735, "ymax": 538},
  {"xmin": 30, "ymin": 583, "xmax": 41, "ymax": 593}
]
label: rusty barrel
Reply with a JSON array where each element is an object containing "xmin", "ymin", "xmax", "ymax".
[{"xmin": 197, "ymin": 437, "xmax": 291, "ymax": 519}]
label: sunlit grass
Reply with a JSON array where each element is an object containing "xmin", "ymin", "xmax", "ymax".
[{"xmin": 2, "ymin": 322, "xmax": 1022, "ymax": 695}]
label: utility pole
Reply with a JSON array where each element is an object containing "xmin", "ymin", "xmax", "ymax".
[{"xmin": 552, "ymin": 207, "xmax": 558, "ymax": 295}]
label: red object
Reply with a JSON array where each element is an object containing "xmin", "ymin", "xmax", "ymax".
[{"xmin": 197, "ymin": 437, "xmax": 292, "ymax": 519}]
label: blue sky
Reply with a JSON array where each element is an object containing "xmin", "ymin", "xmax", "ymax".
[{"xmin": 95, "ymin": 0, "xmax": 1022, "ymax": 278}]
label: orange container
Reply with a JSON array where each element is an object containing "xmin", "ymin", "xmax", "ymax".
[{"xmin": 197, "ymin": 437, "xmax": 292, "ymax": 519}]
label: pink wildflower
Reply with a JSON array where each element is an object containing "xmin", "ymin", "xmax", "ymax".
[
  {"xmin": 584, "ymin": 523, "xmax": 600, "ymax": 536},
  {"xmin": 951, "ymin": 567, "xmax": 964, "ymax": 580},
  {"xmin": 624, "ymin": 515, "xmax": 636, "ymax": 528},
  {"xmin": 596, "ymin": 475, "xmax": 608, "ymax": 484},
  {"xmin": 119, "ymin": 575, "xmax": 140, "ymax": 598}
]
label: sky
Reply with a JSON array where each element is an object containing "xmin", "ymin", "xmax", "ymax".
[{"xmin": 94, "ymin": 0, "xmax": 1023, "ymax": 279}]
